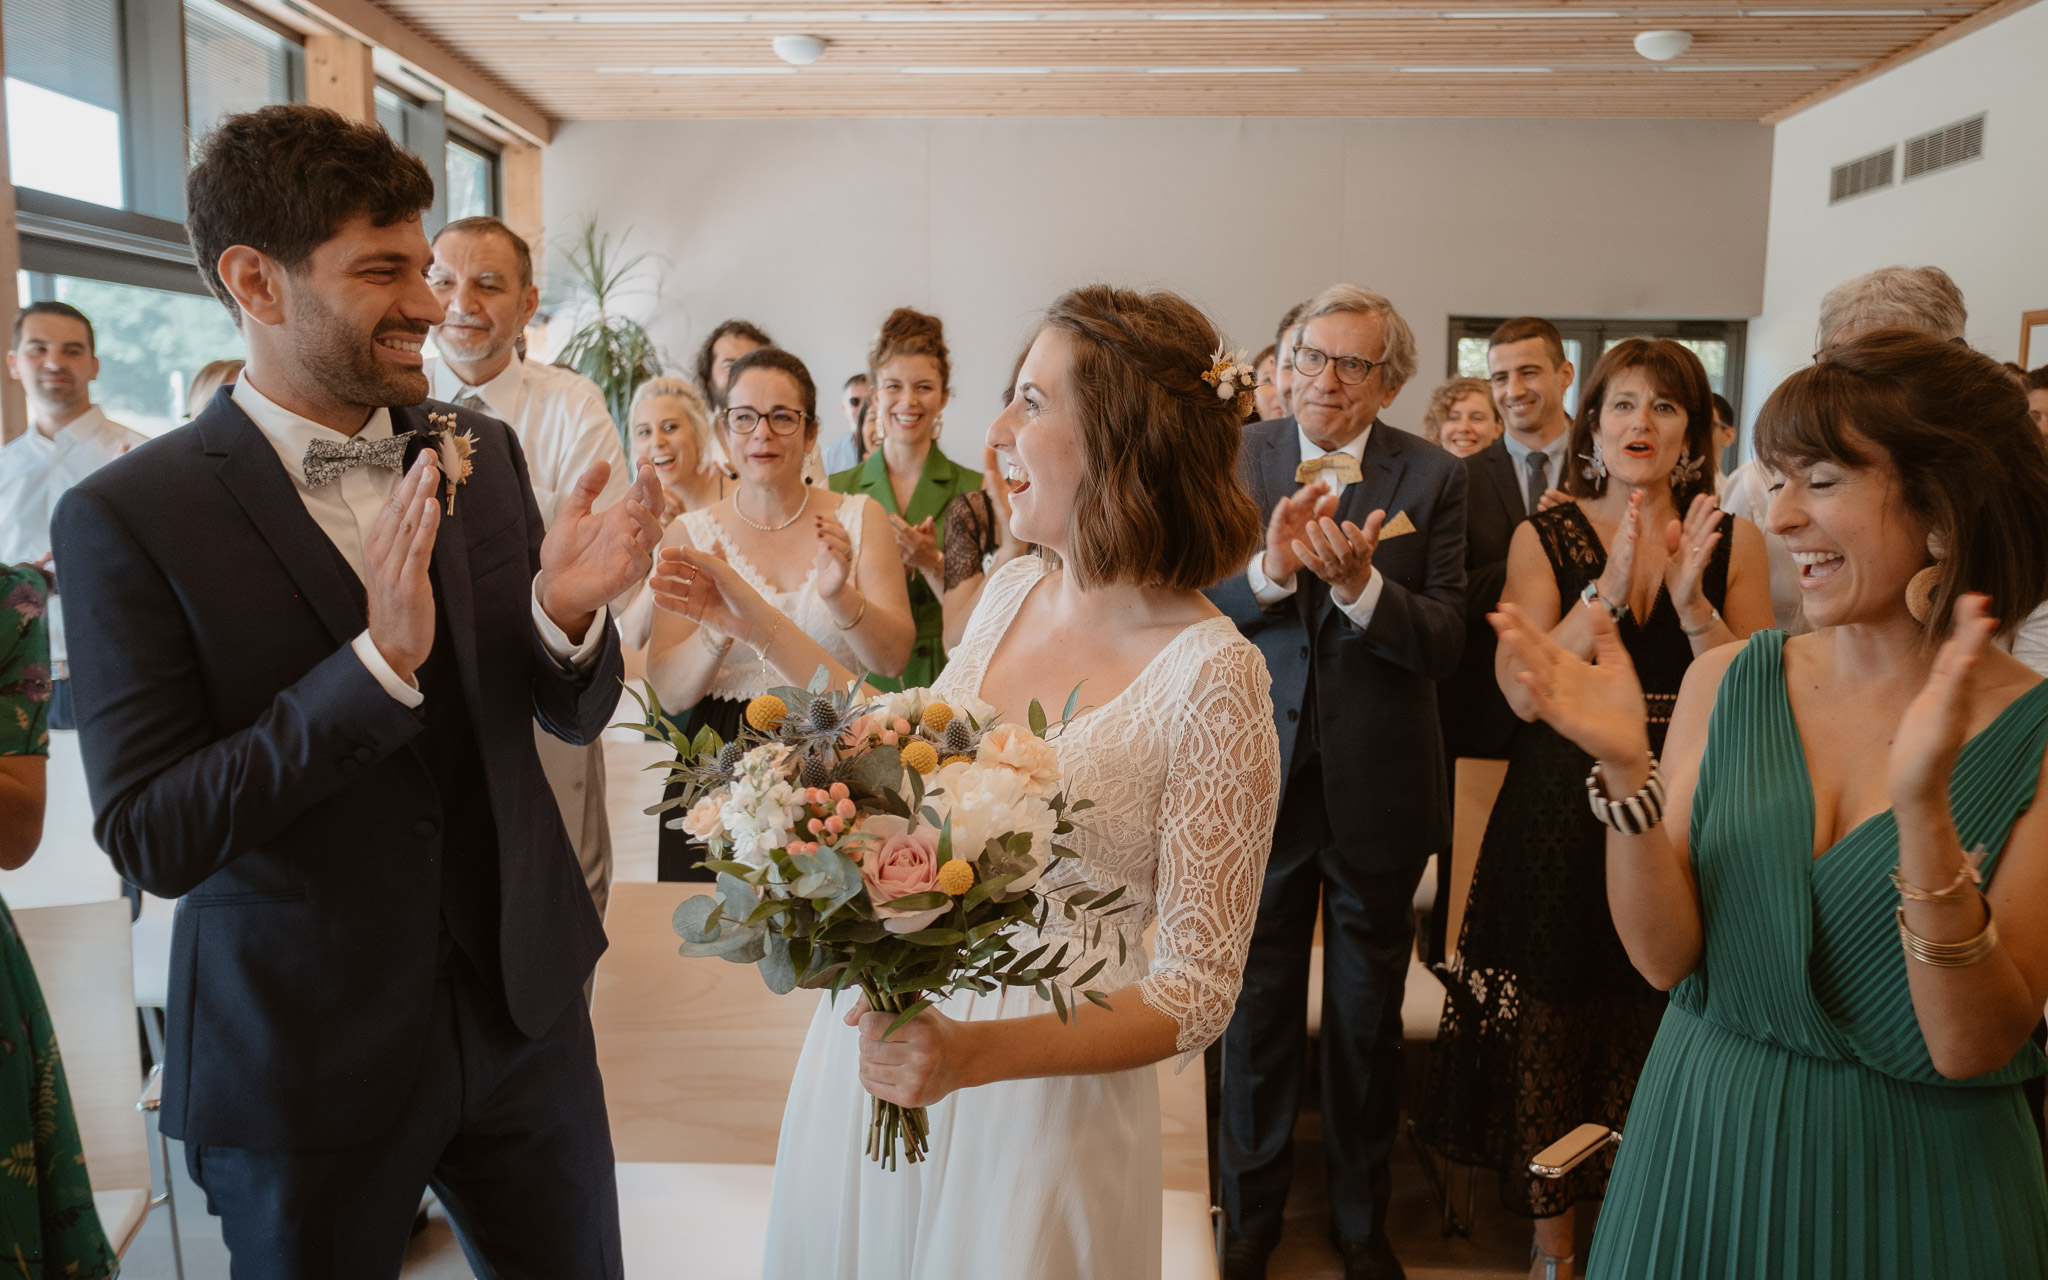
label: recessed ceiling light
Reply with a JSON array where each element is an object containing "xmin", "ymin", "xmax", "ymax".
[
  {"xmin": 1149, "ymin": 10, "xmax": 1328, "ymax": 17},
  {"xmin": 595, "ymin": 65, "xmax": 800, "ymax": 74},
  {"xmin": 1145, "ymin": 65, "xmax": 1302, "ymax": 72},
  {"xmin": 1633, "ymin": 28, "xmax": 1694, "ymax": 59},
  {"xmin": 1395, "ymin": 64, "xmax": 1554, "ymax": 71},
  {"xmin": 898, "ymin": 65, "xmax": 1053, "ymax": 74},
  {"xmin": 1441, "ymin": 9, "xmax": 1620, "ymax": 16},
  {"xmin": 1657, "ymin": 62, "xmax": 1819, "ymax": 70}
]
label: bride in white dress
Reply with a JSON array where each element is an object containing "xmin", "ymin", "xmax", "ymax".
[{"xmin": 649, "ymin": 285, "xmax": 1283, "ymax": 1279}]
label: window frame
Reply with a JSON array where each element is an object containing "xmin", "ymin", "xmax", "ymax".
[{"xmin": 443, "ymin": 122, "xmax": 502, "ymax": 222}]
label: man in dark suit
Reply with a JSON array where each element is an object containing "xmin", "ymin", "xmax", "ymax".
[
  {"xmin": 1425, "ymin": 316, "xmax": 1576, "ymax": 961},
  {"xmin": 1211, "ymin": 286, "xmax": 1466, "ymax": 1280},
  {"xmin": 52, "ymin": 105, "xmax": 660, "ymax": 1277}
]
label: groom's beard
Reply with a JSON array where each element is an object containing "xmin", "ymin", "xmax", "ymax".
[{"xmin": 289, "ymin": 288, "xmax": 432, "ymax": 408}]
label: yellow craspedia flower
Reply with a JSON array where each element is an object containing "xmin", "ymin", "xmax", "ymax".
[
  {"xmin": 900, "ymin": 739, "xmax": 940, "ymax": 775},
  {"xmin": 937, "ymin": 858, "xmax": 975, "ymax": 896},
  {"xmin": 941, "ymin": 754, "xmax": 973, "ymax": 768},
  {"xmin": 921, "ymin": 702, "xmax": 954, "ymax": 733},
  {"xmin": 745, "ymin": 694, "xmax": 787, "ymax": 732}
]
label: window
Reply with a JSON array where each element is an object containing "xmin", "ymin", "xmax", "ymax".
[
  {"xmin": 445, "ymin": 135, "xmax": 498, "ymax": 221},
  {"xmin": 1450, "ymin": 317, "xmax": 1748, "ymax": 456},
  {"xmin": 4, "ymin": 0, "xmax": 126, "ymax": 208},
  {"xmin": 21, "ymin": 273, "xmax": 245, "ymax": 436},
  {"xmin": 375, "ymin": 83, "xmax": 448, "ymax": 230},
  {"xmin": 184, "ymin": 0, "xmax": 302, "ymax": 148}
]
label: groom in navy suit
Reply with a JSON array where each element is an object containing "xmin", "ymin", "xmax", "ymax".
[
  {"xmin": 52, "ymin": 105, "xmax": 659, "ymax": 1277},
  {"xmin": 1210, "ymin": 286, "xmax": 1466, "ymax": 1280}
]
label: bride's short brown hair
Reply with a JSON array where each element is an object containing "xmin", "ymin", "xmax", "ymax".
[{"xmin": 1038, "ymin": 285, "xmax": 1263, "ymax": 591}]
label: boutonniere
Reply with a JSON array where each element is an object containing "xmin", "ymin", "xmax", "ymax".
[{"xmin": 425, "ymin": 411, "xmax": 477, "ymax": 515}]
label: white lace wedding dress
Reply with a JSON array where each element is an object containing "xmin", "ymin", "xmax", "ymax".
[{"xmin": 761, "ymin": 556, "xmax": 1282, "ymax": 1280}]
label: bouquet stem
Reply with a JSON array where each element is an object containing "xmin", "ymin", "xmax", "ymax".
[{"xmin": 860, "ymin": 984, "xmax": 931, "ymax": 1170}]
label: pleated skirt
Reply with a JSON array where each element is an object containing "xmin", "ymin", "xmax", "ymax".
[
  {"xmin": 1589, "ymin": 1002, "xmax": 2048, "ymax": 1279},
  {"xmin": 762, "ymin": 986, "xmax": 1163, "ymax": 1280}
]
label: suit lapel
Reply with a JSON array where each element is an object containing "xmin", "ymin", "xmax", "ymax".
[
  {"xmin": 1265, "ymin": 419, "xmax": 1303, "ymax": 509},
  {"xmin": 203, "ymin": 402, "xmax": 368, "ymax": 649},
  {"xmin": 1482, "ymin": 439, "xmax": 1525, "ymax": 526},
  {"xmin": 399, "ymin": 404, "xmax": 484, "ymax": 712}
]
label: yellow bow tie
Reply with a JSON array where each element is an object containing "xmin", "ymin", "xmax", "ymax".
[{"xmin": 1295, "ymin": 453, "xmax": 1363, "ymax": 487}]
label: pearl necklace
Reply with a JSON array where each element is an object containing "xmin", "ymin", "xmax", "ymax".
[{"xmin": 732, "ymin": 485, "xmax": 810, "ymax": 533}]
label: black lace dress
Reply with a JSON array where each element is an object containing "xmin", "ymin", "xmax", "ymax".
[{"xmin": 1420, "ymin": 502, "xmax": 1733, "ymax": 1219}]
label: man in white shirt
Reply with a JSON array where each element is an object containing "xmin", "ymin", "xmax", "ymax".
[
  {"xmin": 426, "ymin": 216, "xmax": 624, "ymax": 922},
  {"xmin": 0, "ymin": 301, "xmax": 147, "ymax": 728}
]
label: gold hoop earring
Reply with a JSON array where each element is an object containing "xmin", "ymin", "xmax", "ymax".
[{"xmin": 1906, "ymin": 531, "xmax": 1947, "ymax": 624}]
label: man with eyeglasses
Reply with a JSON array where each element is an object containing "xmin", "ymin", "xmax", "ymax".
[
  {"xmin": 1210, "ymin": 285, "xmax": 1467, "ymax": 1280},
  {"xmin": 425, "ymin": 215, "xmax": 626, "ymax": 923}
]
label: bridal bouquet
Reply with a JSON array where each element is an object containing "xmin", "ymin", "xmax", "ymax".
[{"xmin": 630, "ymin": 672, "xmax": 1129, "ymax": 1169}]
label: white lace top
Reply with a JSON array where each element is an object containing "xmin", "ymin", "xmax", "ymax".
[
  {"xmin": 933, "ymin": 556, "xmax": 1282, "ymax": 1058},
  {"xmin": 673, "ymin": 490, "xmax": 875, "ymax": 702}
]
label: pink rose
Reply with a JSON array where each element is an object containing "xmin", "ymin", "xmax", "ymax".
[
  {"xmin": 975, "ymin": 723, "xmax": 1063, "ymax": 798},
  {"xmin": 855, "ymin": 815, "xmax": 948, "ymax": 934}
]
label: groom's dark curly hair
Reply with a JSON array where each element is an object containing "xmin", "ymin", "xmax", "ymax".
[{"xmin": 186, "ymin": 104, "xmax": 435, "ymax": 316}]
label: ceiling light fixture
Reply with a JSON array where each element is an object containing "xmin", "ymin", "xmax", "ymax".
[
  {"xmin": 1145, "ymin": 65, "xmax": 1302, "ymax": 72},
  {"xmin": 1633, "ymin": 28, "xmax": 1694, "ymax": 59},
  {"xmin": 595, "ymin": 65, "xmax": 800, "ymax": 74},
  {"xmin": 1657, "ymin": 61, "xmax": 1818, "ymax": 69},
  {"xmin": 1394, "ymin": 64, "xmax": 1554, "ymax": 71},
  {"xmin": 899, "ymin": 65, "xmax": 1053, "ymax": 73},
  {"xmin": 773, "ymin": 33, "xmax": 827, "ymax": 63},
  {"xmin": 1441, "ymin": 9, "xmax": 1621, "ymax": 16}
]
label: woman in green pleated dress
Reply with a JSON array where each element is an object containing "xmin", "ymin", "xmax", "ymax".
[
  {"xmin": 831, "ymin": 307, "xmax": 982, "ymax": 691},
  {"xmin": 0, "ymin": 565, "xmax": 118, "ymax": 1275},
  {"xmin": 1493, "ymin": 330, "xmax": 2048, "ymax": 1279}
]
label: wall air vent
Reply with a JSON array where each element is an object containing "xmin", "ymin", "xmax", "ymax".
[
  {"xmin": 1829, "ymin": 147, "xmax": 1894, "ymax": 204},
  {"xmin": 1902, "ymin": 113, "xmax": 1985, "ymax": 181}
]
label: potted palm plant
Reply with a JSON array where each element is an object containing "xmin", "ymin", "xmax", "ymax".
[{"xmin": 550, "ymin": 219, "xmax": 665, "ymax": 458}]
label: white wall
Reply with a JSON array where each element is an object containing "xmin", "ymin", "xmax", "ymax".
[
  {"xmin": 543, "ymin": 116, "xmax": 1770, "ymax": 457},
  {"xmin": 1746, "ymin": 2, "xmax": 2048, "ymax": 439}
]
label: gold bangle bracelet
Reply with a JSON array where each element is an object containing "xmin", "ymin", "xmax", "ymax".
[
  {"xmin": 1896, "ymin": 904, "xmax": 2000, "ymax": 967},
  {"xmin": 834, "ymin": 592, "xmax": 868, "ymax": 632}
]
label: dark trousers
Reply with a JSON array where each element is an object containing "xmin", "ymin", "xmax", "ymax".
[
  {"xmin": 1219, "ymin": 753, "xmax": 1426, "ymax": 1246},
  {"xmin": 186, "ymin": 950, "xmax": 622, "ymax": 1280},
  {"xmin": 49, "ymin": 676, "xmax": 74, "ymax": 731}
]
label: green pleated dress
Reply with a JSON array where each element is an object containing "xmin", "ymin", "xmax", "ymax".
[{"xmin": 1589, "ymin": 630, "xmax": 2048, "ymax": 1279}]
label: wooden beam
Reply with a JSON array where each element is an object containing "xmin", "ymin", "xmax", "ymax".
[
  {"xmin": 294, "ymin": 0, "xmax": 552, "ymax": 144},
  {"xmin": 0, "ymin": 2, "xmax": 23, "ymax": 446},
  {"xmin": 502, "ymin": 143, "xmax": 545, "ymax": 285},
  {"xmin": 1761, "ymin": 0, "xmax": 2041, "ymax": 123},
  {"xmin": 306, "ymin": 33, "xmax": 377, "ymax": 124}
]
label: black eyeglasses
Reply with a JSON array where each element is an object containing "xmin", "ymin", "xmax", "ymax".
[
  {"xmin": 1291, "ymin": 344, "xmax": 1385, "ymax": 386},
  {"xmin": 723, "ymin": 407, "xmax": 808, "ymax": 436}
]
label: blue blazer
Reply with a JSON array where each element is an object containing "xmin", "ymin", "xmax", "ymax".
[
  {"xmin": 1208, "ymin": 416, "xmax": 1467, "ymax": 869},
  {"xmin": 51, "ymin": 391, "xmax": 620, "ymax": 1151}
]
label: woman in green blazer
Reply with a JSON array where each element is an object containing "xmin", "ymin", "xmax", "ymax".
[{"xmin": 830, "ymin": 307, "xmax": 981, "ymax": 690}]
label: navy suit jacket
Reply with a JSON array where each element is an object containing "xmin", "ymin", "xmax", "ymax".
[
  {"xmin": 1439, "ymin": 438, "xmax": 1527, "ymax": 760},
  {"xmin": 51, "ymin": 391, "xmax": 620, "ymax": 1151},
  {"xmin": 1208, "ymin": 416, "xmax": 1467, "ymax": 869}
]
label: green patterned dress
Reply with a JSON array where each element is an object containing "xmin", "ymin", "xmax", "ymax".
[
  {"xmin": 0, "ymin": 566, "xmax": 118, "ymax": 1276},
  {"xmin": 1590, "ymin": 630, "xmax": 2048, "ymax": 1278}
]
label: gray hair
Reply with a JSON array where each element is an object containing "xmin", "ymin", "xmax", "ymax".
[
  {"xmin": 628, "ymin": 376, "xmax": 714, "ymax": 456},
  {"xmin": 1817, "ymin": 265, "xmax": 1967, "ymax": 349},
  {"xmin": 1298, "ymin": 284, "xmax": 1418, "ymax": 389}
]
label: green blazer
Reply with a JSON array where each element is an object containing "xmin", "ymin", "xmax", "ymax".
[{"xmin": 830, "ymin": 444, "xmax": 982, "ymax": 691}]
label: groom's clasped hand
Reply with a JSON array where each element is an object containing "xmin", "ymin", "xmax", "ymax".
[{"xmin": 365, "ymin": 449, "xmax": 663, "ymax": 681}]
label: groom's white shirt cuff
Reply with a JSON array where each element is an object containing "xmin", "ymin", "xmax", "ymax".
[
  {"xmin": 1245, "ymin": 550, "xmax": 1385, "ymax": 630},
  {"xmin": 351, "ymin": 579, "xmax": 608, "ymax": 708}
]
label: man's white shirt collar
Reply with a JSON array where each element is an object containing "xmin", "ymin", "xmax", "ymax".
[
  {"xmin": 1295, "ymin": 420, "xmax": 1371, "ymax": 499},
  {"xmin": 429, "ymin": 353, "xmax": 523, "ymax": 421},
  {"xmin": 232, "ymin": 375, "xmax": 396, "ymax": 489}
]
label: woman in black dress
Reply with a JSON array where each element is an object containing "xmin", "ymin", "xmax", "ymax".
[{"xmin": 1421, "ymin": 339, "xmax": 1774, "ymax": 1280}]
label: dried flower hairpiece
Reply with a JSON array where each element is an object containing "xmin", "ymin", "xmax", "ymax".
[
  {"xmin": 426, "ymin": 410, "xmax": 477, "ymax": 515},
  {"xmin": 1202, "ymin": 349, "xmax": 1260, "ymax": 419}
]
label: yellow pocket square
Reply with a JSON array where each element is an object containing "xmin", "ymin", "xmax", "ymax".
[{"xmin": 1379, "ymin": 510, "xmax": 1417, "ymax": 540}]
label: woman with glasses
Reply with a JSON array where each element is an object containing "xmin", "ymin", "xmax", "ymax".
[
  {"xmin": 831, "ymin": 308, "xmax": 983, "ymax": 690},
  {"xmin": 646, "ymin": 347, "xmax": 914, "ymax": 880}
]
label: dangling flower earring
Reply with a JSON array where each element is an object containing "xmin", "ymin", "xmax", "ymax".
[
  {"xmin": 932, "ymin": 411, "xmax": 943, "ymax": 441},
  {"xmin": 1579, "ymin": 439, "xmax": 1607, "ymax": 483},
  {"xmin": 1905, "ymin": 530, "xmax": 1947, "ymax": 624},
  {"xmin": 1671, "ymin": 446, "xmax": 1706, "ymax": 490}
]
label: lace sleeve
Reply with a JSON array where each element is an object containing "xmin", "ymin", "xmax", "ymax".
[
  {"xmin": 1137, "ymin": 633, "xmax": 1282, "ymax": 1061},
  {"xmin": 941, "ymin": 489, "xmax": 997, "ymax": 593}
]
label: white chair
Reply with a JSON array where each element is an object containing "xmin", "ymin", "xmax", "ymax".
[{"xmin": 14, "ymin": 899, "xmax": 183, "ymax": 1273}]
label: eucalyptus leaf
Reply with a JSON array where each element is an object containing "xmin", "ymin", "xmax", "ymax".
[
  {"xmin": 672, "ymin": 894, "xmax": 721, "ymax": 944},
  {"xmin": 758, "ymin": 932, "xmax": 798, "ymax": 994},
  {"xmin": 1028, "ymin": 699, "xmax": 1048, "ymax": 738}
]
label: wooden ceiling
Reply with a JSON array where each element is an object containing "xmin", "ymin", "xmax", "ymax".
[{"xmin": 365, "ymin": 0, "xmax": 2014, "ymax": 121}]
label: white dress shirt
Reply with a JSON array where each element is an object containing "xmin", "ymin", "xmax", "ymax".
[
  {"xmin": 231, "ymin": 376, "xmax": 603, "ymax": 709},
  {"xmin": 0, "ymin": 404, "xmax": 148, "ymax": 669},
  {"xmin": 1245, "ymin": 422, "xmax": 1387, "ymax": 629},
  {"xmin": 427, "ymin": 355, "xmax": 627, "ymax": 528},
  {"xmin": 1501, "ymin": 427, "xmax": 1573, "ymax": 517}
]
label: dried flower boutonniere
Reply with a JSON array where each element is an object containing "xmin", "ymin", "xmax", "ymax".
[{"xmin": 426, "ymin": 410, "xmax": 477, "ymax": 515}]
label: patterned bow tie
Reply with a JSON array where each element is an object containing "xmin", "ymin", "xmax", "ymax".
[
  {"xmin": 1295, "ymin": 452, "xmax": 1363, "ymax": 486},
  {"xmin": 301, "ymin": 435, "xmax": 409, "ymax": 487}
]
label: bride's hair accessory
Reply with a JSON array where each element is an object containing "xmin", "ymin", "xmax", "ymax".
[{"xmin": 1202, "ymin": 349, "xmax": 1260, "ymax": 418}]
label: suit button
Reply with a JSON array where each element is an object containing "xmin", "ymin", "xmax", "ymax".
[
  {"xmin": 339, "ymin": 758, "xmax": 358, "ymax": 774},
  {"xmin": 414, "ymin": 820, "xmax": 438, "ymax": 839},
  {"xmin": 354, "ymin": 746, "xmax": 375, "ymax": 763},
  {"xmin": 1299, "ymin": 646, "xmax": 1309, "ymax": 659},
  {"xmin": 1286, "ymin": 709, "xmax": 1299, "ymax": 723}
]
